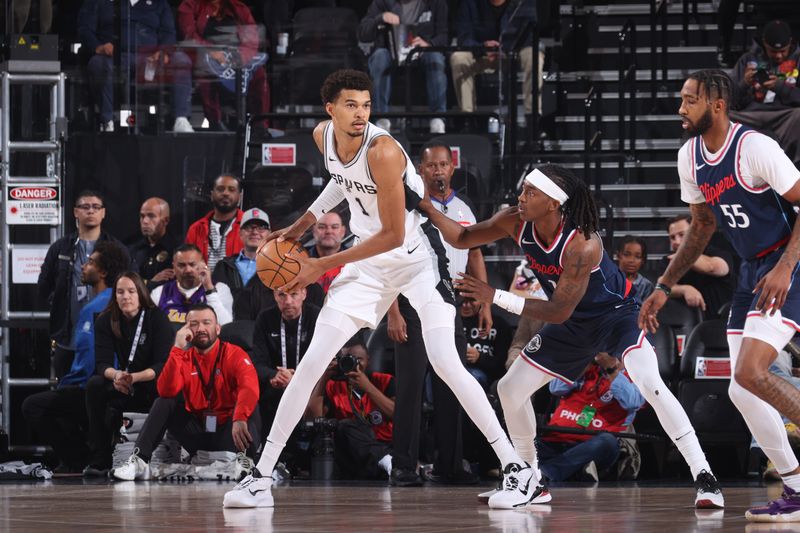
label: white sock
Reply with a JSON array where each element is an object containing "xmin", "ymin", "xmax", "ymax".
[
  {"xmin": 378, "ymin": 454, "xmax": 393, "ymax": 475},
  {"xmin": 255, "ymin": 308, "xmax": 362, "ymax": 475},
  {"xmin": 783, "ymin": 473, "xmax": 800, "ymax": 492},
  {"xmin": 623, "ymin": 338, "xmax": 712, "ymax": 479}
]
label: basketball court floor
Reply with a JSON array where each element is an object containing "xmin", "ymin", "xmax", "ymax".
[{"xmin": 0, "ymin": 479, "xmax": 795, "ymax": 532}]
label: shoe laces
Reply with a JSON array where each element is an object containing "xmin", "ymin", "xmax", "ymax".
[
  {"xmin": 502, "ymin": 463, "xmax": 524, "ymax": 491},
  {"xmin": 695, "ymin": 470, "xmax": 720, "ymax": 493},
  {"xmin": 236, "ymin": 453, "xmax": 253, "ymax": 470}
]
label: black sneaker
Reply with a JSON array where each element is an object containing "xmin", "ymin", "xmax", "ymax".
[
  {"xmin": 82, "ymin": 464, "xmax": 110, "ymax": 478},
  {"xmin": 390, "ymin": 467, "xmax": 422, "ymax": 487}
]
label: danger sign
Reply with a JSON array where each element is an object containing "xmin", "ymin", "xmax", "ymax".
[
  {"xmin": 262, "ymin": 144, "xmax": 296, "ymax": 166},
  {"xmin": 7, "ymin": 185, "xmax": 60, "ymax": 225}
]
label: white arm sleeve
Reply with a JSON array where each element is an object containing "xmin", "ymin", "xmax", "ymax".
[
  {"xmin": 307, "ymin": 180, "xmax": 345, "ymax": 220},
  {"xmin": 207, "ymin": 283, "xmax": 233, "ymax": 325},
  {"xmin": 678, "ymin": 140, "xmax": 706, "ymax": 205},
  {"xmin": 740, "ymin": 132, "xmax": 800, "ymax": 196}
]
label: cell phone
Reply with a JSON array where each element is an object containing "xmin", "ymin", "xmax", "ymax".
[{"xmin": 754, "ymin": 68, "xmax": 771, "ymax": 85}]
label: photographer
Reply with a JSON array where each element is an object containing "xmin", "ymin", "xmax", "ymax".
[
  {"xmin": 113, "ymin": 304, "xmax": 260, "ymax": 480},
  {"xmin": 308, "ymin": 334, "xmax": 395, "ymax": 480}
]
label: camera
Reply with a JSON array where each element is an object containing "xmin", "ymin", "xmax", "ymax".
[
  {"xmin": 331, "ymin": 352, "xmax": 359, "ymax": 380},
  {"xmin": 754, "ymin": 68, "xmax": 771, "ymax": 85}
]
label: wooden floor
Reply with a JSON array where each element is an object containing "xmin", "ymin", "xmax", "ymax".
[{"xmin": 0, "ymin": 479, "xmax": 796, "ymax": 532}]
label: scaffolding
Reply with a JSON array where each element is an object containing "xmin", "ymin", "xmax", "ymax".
[{"xmin": 0, "ymin": 70, "xmax": 66, "ymax": 451}]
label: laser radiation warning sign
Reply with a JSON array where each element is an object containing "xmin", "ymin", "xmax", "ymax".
[{"xmin": 6, "ymin": 185, "xmax": 60, "ymax": 225}]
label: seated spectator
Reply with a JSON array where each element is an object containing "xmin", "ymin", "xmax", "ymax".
[
  {"xmin": 234, "ymin": 273, "xmax": 325, "ymax": 321},
  {"xmin": 663, "ymin": 214, "xmax": 733, "ymax": 319},
  {"xmin": 538, "ymin": 353, "xmax": 645, "ymax": 482},
  {"xmin": 84, "ymin": 272, "xmax": 173, "ymax": 476},
  {"xmin": 309, "ymin": 334, "xmax": 395, "ymax": 480},
  {"xmin": 78, "ymin": 0, "xmax": 193, "ymax": 132},
  {"xmin": 151, "ymin": 244, "xmax": 233, "ymax": 325},
  {"xmin": 251, "ymin": 286, "xmax": 321, "ymax": 430},
  {"xmin": 730, "ymin": 20, "xmax": 800, "ymax": 167},
  {"xmin": 177, "ymin": 0, "xmax": 270, "ymax": 131},
  {"xmin": 213, "ymin": 207, "xmax": 271, "ymax": 301},
  {"xmin": 306, "ymin": 211, "xmax": 348, "ymax": 293},
  {"xmin": 461, "ymin": 299, "xmax": 512, "ymax": 390},
  {"xmin": 129, "ymin": 198, "xmax": 176, "ymax": 287},
  {"xmin": 186, "ymin": 174, "xmax": 245, "ymax": 271},
  {"xmin": 616, "ymin": 235, "xmax": 654, "ymax": 304},
  {"xmin": 450, "ymin": 0, "xmax": 536, "ymax": 117},
  {"xmin": 22, "ymin": 240, "xmax": 128, "ymax": 473},
  {"xmin": 113, "ymin": 304, "xmax": 261, "ymax": 480},
  {"xmin": 358, "ymin": 0, "xmax": 448, "ymax": 133}
]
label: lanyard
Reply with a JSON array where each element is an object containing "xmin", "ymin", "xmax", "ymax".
[
  {"xmin": 192, "ymin": 342, "xmax": 225, "ymax": 404},
  {"xmin": 280, "ymin": 315, "xmax": 302, "ymax": 368},
  {"xmin": 125, "ymin": 310, "xmax": 146, "ymax": 371}
]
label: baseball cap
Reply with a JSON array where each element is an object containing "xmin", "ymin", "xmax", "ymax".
[
  {"xmin": 763, "ymin": 20, "xmax": 792, "ymax": 49},
  {"xmin": 241, "ymin": 208, "xmax": 270, "ymax": 228}
]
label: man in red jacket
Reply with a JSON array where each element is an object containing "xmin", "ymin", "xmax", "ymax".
[
  {"xmin": 185, "ymin": 174, "xmax": 244, "ymax": 271},
  {"xmin": 113, "ymin": 303, "xmax": 261, "ymax": 480}
]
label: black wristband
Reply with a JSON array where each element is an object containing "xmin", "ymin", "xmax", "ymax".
[
  {"xmin": 654, "ymin": 283, "xmax": 671, "ymax": 297},
  {"xmin": 205, "ymin": 287, "xmax": 218, "ymax": 295}
]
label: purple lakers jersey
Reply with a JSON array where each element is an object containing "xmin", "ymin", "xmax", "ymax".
[
  {"xmin": 517, "ymin": 220, "xmax": 633, "ymax": 318},
  {"xmin": 690, "ymin": 124, "xmax": 796, "ymax": 260}
]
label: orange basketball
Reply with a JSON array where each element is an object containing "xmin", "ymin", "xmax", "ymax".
[{"xmin": 256, "ymin": 238, "xmax": 309, "ymax": 289}]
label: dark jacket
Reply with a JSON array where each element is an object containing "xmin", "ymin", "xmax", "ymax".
[
  {"xmin": 37, "ymin": 231, "xmax": 129, "ymax": 346},
  {"xmin": 93, "ymin": 306, "xmax": 173, "ymax": 378},
  {"xmin": 454, "ymin": 0, "xmax": 535, "ymax": 50},
  {"xmin": 233, "ymin": 275, "xmax": 325, "ymax": 321},
  {"xmin": 732, "ymin": 41, "xmax": 800, "ymax": 111},
  {"xmin": 212, "ymin": 254, "xmax": 246, "ymax": 296},
  {"xmin": 251, "ymin": 303, "xmax": 321, "ymax": 381},
  {"xmin": 78, "ymin": 0, "xmax": 178, "ymax": 54},
  {"xmin": 358, "ymin": 0, "xmax": 448, "ymax": 51},
  {"xmin": 128, "ymin": 233, "xmax": 175, "ymax": 286}
]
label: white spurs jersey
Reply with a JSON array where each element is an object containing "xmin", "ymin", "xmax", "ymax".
[{"xmin": 322, "ymin": 121, "xmax": 426, "ymax": 246}]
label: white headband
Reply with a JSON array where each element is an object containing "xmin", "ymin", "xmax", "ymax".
[{"xmin": 524, "ymin": 169, "xmax": 569, "ymax": 204}]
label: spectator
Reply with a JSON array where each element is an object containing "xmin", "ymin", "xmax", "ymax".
[
  {"xmin": 358, "ymin": 0, "xmax": 449, "ymax": 134},
  {"xmin": 213, "ymin": 207, "xmax": 271, "ymax": 300},
  {"xmin": 251, "ymin": 286, "xmax": 321, "ymax": 430},
  {"xmin": 23, "ymin": 240, "xmax": 127, "ymax": 473},
  {"xmin": 450, "ymin": 0, "xmax": 537, "ymax": 117},
  {"xmin": 113, "ymin": 304, "xmax": 261, "ymax": 480},
  {"xmin": 461, "ymin": 299, "xmax": 512, "ymax": 390},
  {"xmin": 309, "ymin": 334, "xmax": 395, "ymax": 480},
  {"xmin": 83, "ymin": 272, "xmax": 174, "ymax": 476},
  {"xmin": 186, "ymin": 174, "xmax": 244, "ymax": 271},
  {"xmin": 663, "ymin": 214, "xmax": 734, "ymax": 319},
  {"xmin": 38, "ymin": 190, "xmax": 129, "ymax": 379},
  {"xmin": 616, "ymin": 235, "xmax": 654, "ymax": 304},
  {"xmin": 151, "ymin": 244, "xmax": 234, "ymax": 325},
  {"xmin": 388, "ymin": 141, "xmax": 487, "ymax": 486},
  {"xmin": 177, "ymin": 0, "xmax": 270, "ymax": 132},
  {"xmin": 307, "ymin": 211, "xmax": 348, "ymax": 293},
  {"xmin": 129, "ymin": 198, "xmax": 176, "ymax": 287},
  {"xmin": 538, "ymin": 353, "xmax": 645, "ymax": 482},
  {"xmin": 731, "ymin": 19, "xmax": 800, "ymax": 167},
  {"xmin": 78, "ymin": 0, "xmax": 194, "ymax": 132}
]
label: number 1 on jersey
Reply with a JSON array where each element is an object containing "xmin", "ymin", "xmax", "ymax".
[{"xmin": 355, "ymin": 198, "xmax": 369, "ymax": 216}]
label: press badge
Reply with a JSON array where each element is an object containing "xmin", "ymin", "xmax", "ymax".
[
  {"xmin": 575, "ymin": 406, "xmax": 596, "ymax": 428},
  {"xmin": 205, "ymin": 414, "xmax": 217, "ymax": 432}
]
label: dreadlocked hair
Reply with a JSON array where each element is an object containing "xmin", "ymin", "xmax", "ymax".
[
  {"xmin": 687, "ymin": 69, "xmax": 735, "ymax": 110},
  {"xmin": 538, "ymin": 164, "xmax": 599, "ymax": 239}
]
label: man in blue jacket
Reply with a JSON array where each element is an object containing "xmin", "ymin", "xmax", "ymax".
[
  {"xmin": 22, "ymin": 241, "xmax": 128, "ymax": 474},
  {"xmin": 78, "ymin": 0, "xmax": 194, "ymax": 132},
  {"xmin": 450, "ymin": 0, "xmax": 537, "ymax": 117}
]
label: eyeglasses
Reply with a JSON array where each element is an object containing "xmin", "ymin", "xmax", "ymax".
[
  {"xmin": 242, "ymin": 224, "xmax": 269, "ymax": 232},
  {"xmin": 76, "ymin": 203, "xmax": 105, "ymax": 211}
]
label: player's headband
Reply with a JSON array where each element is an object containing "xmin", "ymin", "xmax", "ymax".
[{"xmin": 523, "ymin": 169, "xmax": 569, "ymax": 204}]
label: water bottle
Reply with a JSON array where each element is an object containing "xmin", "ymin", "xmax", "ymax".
[{"xmin": 488, "ymin": 117, "xmax": 499, "ymax": 134}]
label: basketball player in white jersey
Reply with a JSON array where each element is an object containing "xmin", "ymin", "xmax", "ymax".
[{"xmin": 223, "ymin": 70, "xmax": 540, "ymax": 509}]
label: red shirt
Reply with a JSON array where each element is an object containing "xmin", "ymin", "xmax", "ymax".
[
  {"xmin": 157, "ymin": 340, "xmax": 259, "ymax": 424},
  {"xmin": 185, "ymin": 210, "xmax": 244, "ymax": 263},
  {"xmin": 325, "ymin": 372, "xmax": 395, "ymax": 442}
]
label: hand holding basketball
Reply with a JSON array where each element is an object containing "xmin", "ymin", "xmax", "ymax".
[{"xmin": 256, "ymin": 238, "xmax": 310, "ymax": 290}]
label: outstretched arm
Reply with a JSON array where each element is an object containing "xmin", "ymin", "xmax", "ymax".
[{"xmin": 419, "ymin": 199, "xmax": 520, "ymax": 249}]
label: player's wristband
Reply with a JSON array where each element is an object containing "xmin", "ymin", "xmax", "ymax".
[
  {"xmin": 492, "ymin": 289, "xmax": 525, "ymax": 315},
  {"xmin": 654, "ymin": 283, "xmax": 672, "ymax": 297}
]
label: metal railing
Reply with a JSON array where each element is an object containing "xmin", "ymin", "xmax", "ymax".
[
  {"xmin": 583, "ymin": 86, "xmax": 615, "ymax": 249},
  {"xmin": 618, "ymin": 19, "xmax": 637, "ymax": 163},
  {"xmin": 649, "ymin": 0, "xmax": 669, "ymax": 106}
]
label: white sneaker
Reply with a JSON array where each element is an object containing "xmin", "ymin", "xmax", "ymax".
[
  {"xmin": 376, "ymin": 118, "xmax": 391, "ymax": 131},
  {"xmin": 694, "ymin": 470, "xmax": 725, "ymax": 509},
  {"xmin": 488, "ymin": 462, "xmax": 552, "ymax": 509},
  {"xmin": 100, "ymin": 120, "xmax": 114, "ymax": 132},
  {"xmin": 113, "ymin": 449, "xmax": 150, "ymax": 481},
  {"xmin": 173, "ymin": 116, "xmax": 194, "ymax": 133},
  {"xmin": 223, "ymin": 469, "xmax": 274, "ymax": 508},
  {"xmin": 429, "ymin": 117, "xmax": 445, "ymax": 134}
]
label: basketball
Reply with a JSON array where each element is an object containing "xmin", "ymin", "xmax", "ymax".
[{"xmin": 255, "ymin": 238, "xmax": 309, "ymax": 289}]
